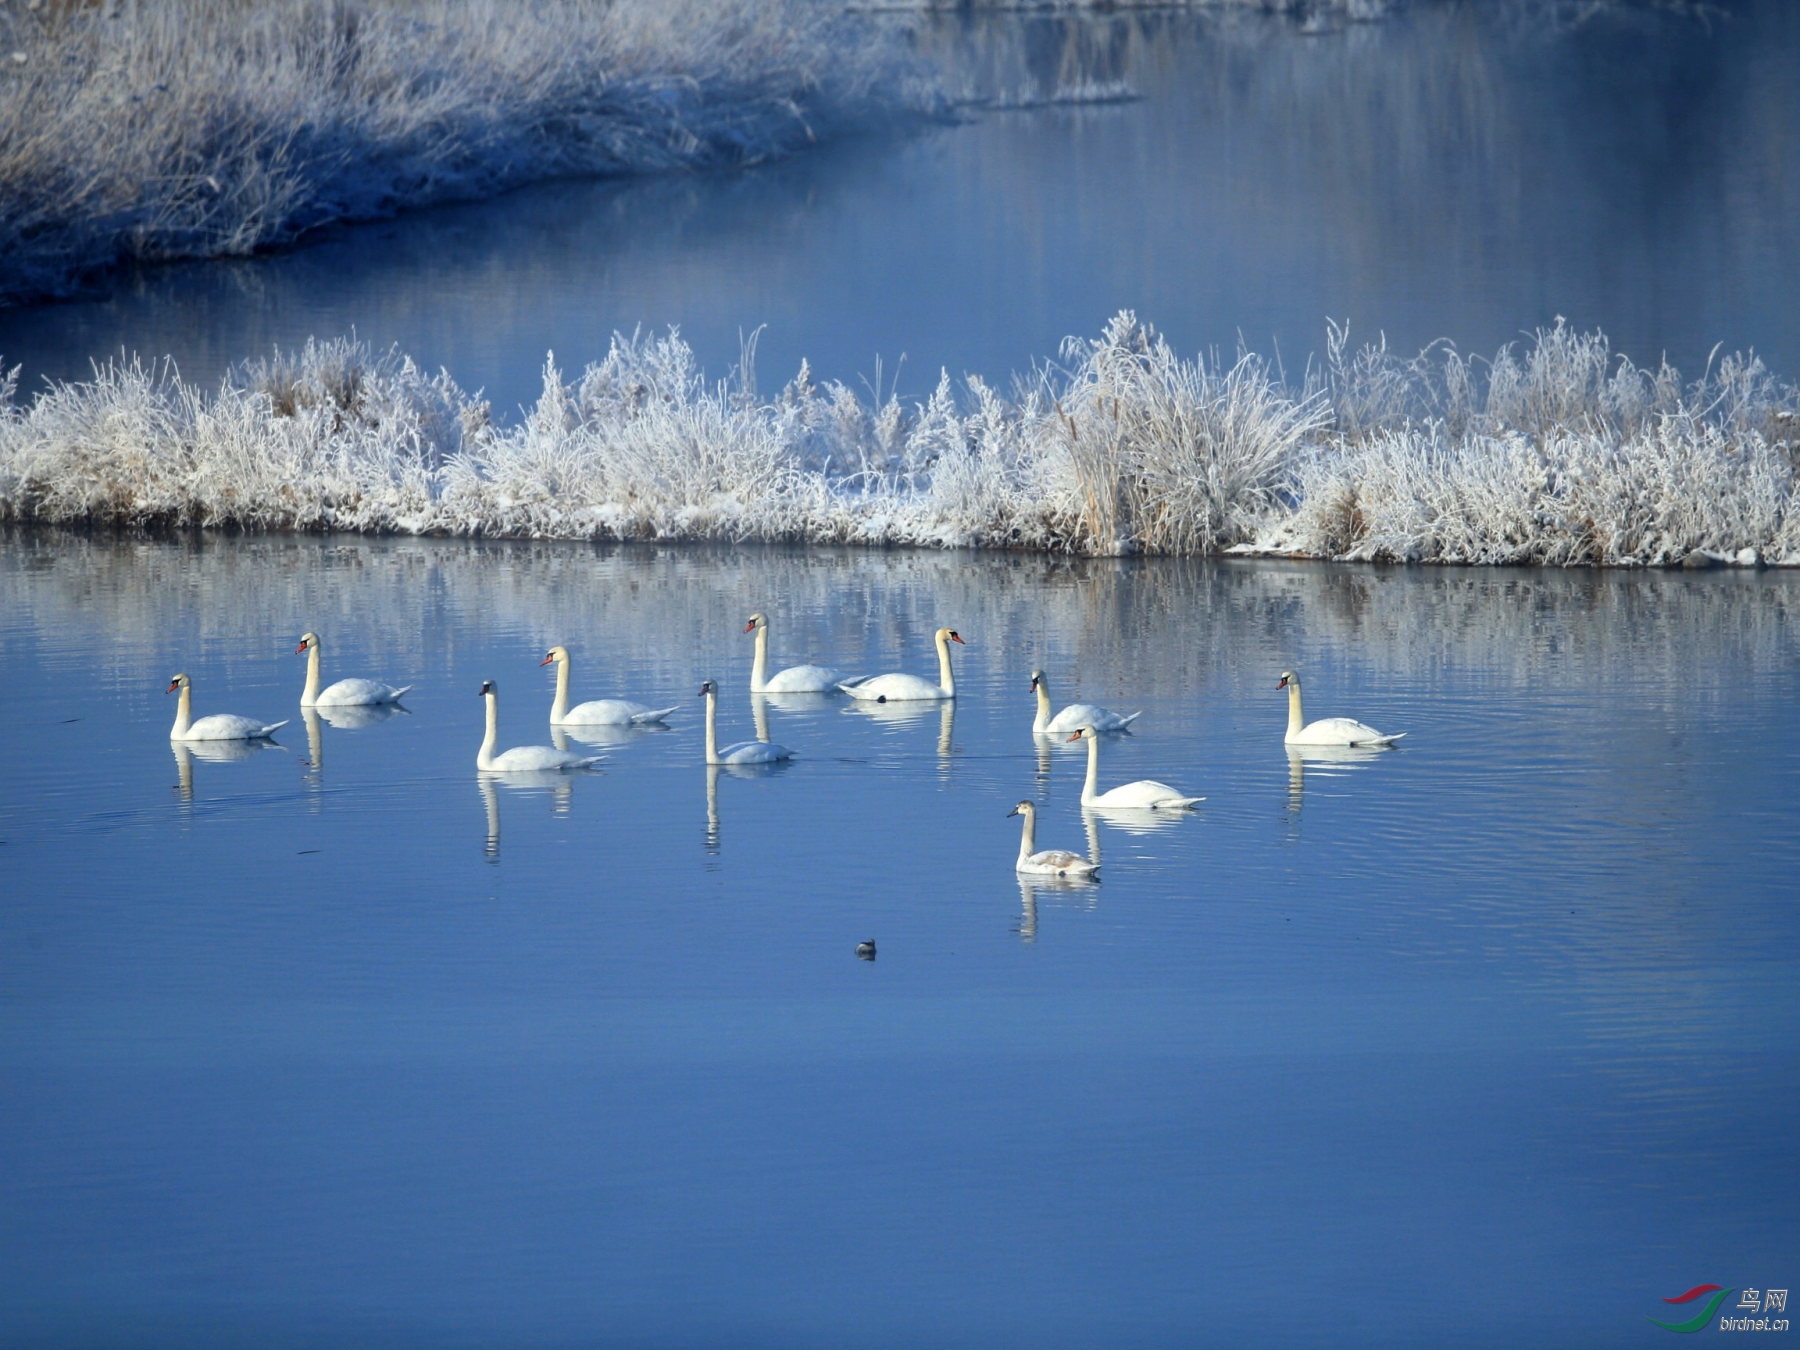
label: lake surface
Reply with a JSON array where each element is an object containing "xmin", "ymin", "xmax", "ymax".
[
  {"xmin": 1, "ymin": 534, "xmax": 1795, "ymax": 1347},
  {"xmin": 3, "ymin": 1, "xmax": 1797, "ymax": 415}
]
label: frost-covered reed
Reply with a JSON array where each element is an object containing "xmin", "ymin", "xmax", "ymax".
[
  {"xmin": 2, "ymin": 314, "xmax": 1796, "ymax": 566},
  {"xmin": 0, "ymin": 0, "xmax": 937, "ymax": 304}
]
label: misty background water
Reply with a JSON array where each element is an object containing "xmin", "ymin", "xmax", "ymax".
[
  {"xmin": 2, "ymin": 1, "xmax": 1796, "ymax": 417},
  {"xmin": 1, "ymin": 534, "xmax": 1796, "ymax": 1347}
]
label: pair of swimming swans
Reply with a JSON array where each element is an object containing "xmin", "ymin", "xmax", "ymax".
[
  {"xmin": 744, "ymin": 613, "xmax": 966, "ymax": 703},
  {"xmin": 1009, "ymin": 723, "xmax": 1200, "ymax": 875},
  {"xmin": 477, "ymin": 680, "xmax": 602, "ymax": 772},
  {"xmin": 168, "ymin": 630, "xmax": 413, "ymax": 739}
]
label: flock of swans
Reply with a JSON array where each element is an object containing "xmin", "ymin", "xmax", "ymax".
[{"xmin": 165, "ymin": 615, "xmax": 1406, "ymax": 877}]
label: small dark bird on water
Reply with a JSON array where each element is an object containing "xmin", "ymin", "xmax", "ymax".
[{"xmin": 855, "ymin": 940, "xmax": 876, "ymax": 961}]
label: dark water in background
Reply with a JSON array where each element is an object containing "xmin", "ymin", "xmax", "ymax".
[
  {"xmin": 1, "ymin": 534, "xmax": 1795, "ymax": 1347},
  {"xmin": 2, "ymin": 1, "xmax": 1797, "ymax": 417}
]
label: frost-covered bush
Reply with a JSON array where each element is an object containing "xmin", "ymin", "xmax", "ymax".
[
  {"xmin": 1, "ymin": 315, "xmax": 1796, "ymax": 566},
  {"xmin": 0, "ymin": 0, "xmax": 939, "ymax": 303}
]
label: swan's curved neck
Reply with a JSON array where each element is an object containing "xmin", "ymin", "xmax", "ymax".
[
  {"xmin": 478, "ymin": 691, "xmax": 500, "ymax": 770},
  {"xmin": 1032, "ymin": 678, "xmax": 1052, "ymax": 734},
  {"xmin": 936, "ymin": 631, "xmax": 957, "ymax": 697},
  {"xmin": 1081, "ymin": 730, "xmax": 1101, "ymax": 804},
  {"xmin": 551, "ymin": 656, "xmax": 572, "ymax": 723},
  {"xmin": 1287, "ymin": 680, "xmax": 1305, "ymax": 738},
  {"xmin": 170, "ymin": 683, "xmax": 192, "ymax": 738},
  {"xmin": 1016, "ymin": 808, "xmax": 1037, "ymax": 864},
  {"xmin": 703, "ymin": 688, "xmax": 720, "ymax": 764},
  {"xmin": 750, "ymin": 624, "xmax": 770, "ymax": 692},
  {"xmin": 302, "ymin": 641, "xmax": 323, "ymax": 704}
]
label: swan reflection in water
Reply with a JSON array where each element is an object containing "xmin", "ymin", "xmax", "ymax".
[
  {"xmin": 171, "ymin": 737, "xmax": 282, "ymax": 801},
  {"xmin": 701, "ymin": 755, "xmax": 796, "ymax": 856},
  {"xmin": 1015, "ymin": 871, "xmax": 1102, "ymax": 943},
  {"xmin": 1284, "ymin": 742, "xmax": 1392, "ymax": 817},
  {"xmin": 478, "ymin": 768, "xmax": 580, "ymax": 860},
  {"xmin": 552, "ymin": 720, "xmax": 670, "ymax": 750},
  {"xmin": 843, "ymin": 696, "xmax": 956, "ymax": 761},
  {"xmin": 300, "ymin": 702, "xmax": 411, "ymax": 801}
]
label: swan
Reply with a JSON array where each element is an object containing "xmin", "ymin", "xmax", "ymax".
[
  {"xmin": 1278, "ymin": 670, "xmax": 1405, "ymax": 747},
  {"xmin": 295, "ymin": 633, "xmax": 411, "ymax": 707},
  {"xmin": 699, "ymin": 679, "xmax": 794, "ymax": 765},
  {"xmin": 1008, "ymin": 800, "xmax": 1100, "ymax": 877},
  {"xmin": 839, "ymin": 628, "xmax": 964, "ymax": 702},
  {"xmin": 1029, "ymin": 669, "xmax": 1140, "ymax": 736},
  {"xmin": 745, "ymin": 613, "xmax": 841, "ymax": 693},
  {"xmin": 477, "ymin": 680, "xmax": 600, "ymax": 772},
  {"xmin": 1070, "ymin": 725, "xmax": 1202, "ymax": 809},
  {"xmin": 541, "ymin": 645, "xmax": 678, "ymax": 725},
  {"xmin": 167, "ymin": 673, "xmax": 287, "ymax": 741}
]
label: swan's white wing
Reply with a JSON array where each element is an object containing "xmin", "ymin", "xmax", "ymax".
[
  {"xmin": 1291, "ymin": 717, "xmax": 1403, "ymax": 747},
  {"xmin": 761, "ymin": 664, "xmax": 842, "ymax": 693},
  {"xmin": 314, "ymin": 678, "xmax": 408, "ymax": 706}
]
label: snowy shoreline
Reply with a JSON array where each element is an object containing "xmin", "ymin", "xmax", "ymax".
[
  {"xmin": 3, "ymin": 314, "xmax": 1795, "ymax": 567},
  {"xmin": 0, "ymin": 0, "xmax": 938, "ymax": 306}
]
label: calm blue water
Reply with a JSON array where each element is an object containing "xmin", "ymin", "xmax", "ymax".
[
  {"xmin": 1, "ymin": 534, "xmax": 1796, "ymax": 1347},
  {"xmin": 2, "ymin": 2, "xmax": 1796, "ymax": 414}
]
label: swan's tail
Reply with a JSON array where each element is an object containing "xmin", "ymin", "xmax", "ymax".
[
  {"xmin": 258, "ymin": 720, "xmax": 290, "ymax": 737},
  {"xmin": 388, "ymin": 685, "xmax": 415, "ymax": 702},
  {"xmin": 1361, "ymin": 731, "xmax": 1407, "ymax": 746},
  {"xmin": 1117, "ymin": 710, "xmax": 1143, "ymax": 728},
  {"xmin": 631, "ymin": 705, "xmax": 681, "ymax": 725},
  {"xmin": 836, "ymin": 678, "xmax": 878, "ymax": 699}
]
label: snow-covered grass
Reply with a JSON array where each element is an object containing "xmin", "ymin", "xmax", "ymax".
[
  {"xmin": 0, "ymin": 0, "xmax": 938, "ymax": 304},
  {"xmin": 2, "ymin": 314, "xmax": 1796, "ymax": 566}
]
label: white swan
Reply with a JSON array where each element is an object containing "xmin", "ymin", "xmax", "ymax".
[
  {"xmin": 296, "ymin": 633, "xmax": 411, "ymax": 707},
  {"xmin": 1070, "ymin": 725, "xmax": 1202, "ymax": 809},
  {"xmin": 839, "ymin": 627, "xmax": 964, "ymax": 702},
  {"xmin": 1008, "ymin": 800, "xmax": 1100, "ymax": 877},
  {"xmin": 1278, "ymin": 670, "xmax": 1405, "ymax": 747},
  {"xmin": 167, "ymin": 673, "xmax": 287, "ymax": 741},
  {"xmin": 541, "ymin": 645, "xmax": 678, "ymax": 725},
  {"xmin": 1030, "ymin": 669, "xmax": 1140, "ymax": 736},
  {"xmin": 699, "ymin": 679, "xmax": 794, "ymax": 765},
  {"xmin": 746, "ymin": 612, "xmax": 841, "ymax": 693},
  {"xmin": 477, "ymin": 680, "xmax": 600, "ymax": 772}
]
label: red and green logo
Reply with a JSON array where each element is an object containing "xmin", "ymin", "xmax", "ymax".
[{"xmin": 1650, "ymin": 1285, "xmax": 1734, "ymax": 1333}]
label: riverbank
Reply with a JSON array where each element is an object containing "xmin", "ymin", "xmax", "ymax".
[
  {"xmin": 0, "ymin": 0, "xmax": 938, "ymax": 305},
  {"xmin": 2, "ymin": 315, "xmax": 1794, "ymax": 565}
]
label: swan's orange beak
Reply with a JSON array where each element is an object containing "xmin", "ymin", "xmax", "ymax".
[
  {"xmin": 1276, "ymin": 676, "xmax": 1289, "ymax": 689},
  {"xmin": 539, "ymin": 653, "xmax": 555, "ymax": 666},
  {"xmin": 1067, "ymin": 729, "xmax": 1084, "ymax": 742},
  {"xmin": 294, "ymin": 640, "xmax": 308, "ymax": 654},
  {"xmin": 165, "ymin": 679, "xmax": 179, "ymax": 694},
  {"xmin": 743, "ymin": 619, "xmax": 757, "ymax": 633},
  {"xmin": 948, "ymin": 632, "xmax": 965, "ymax": 644}
]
